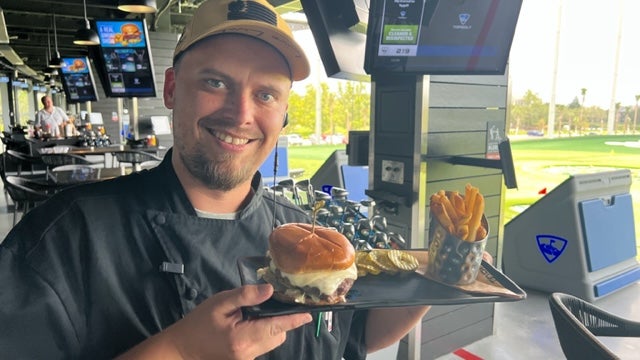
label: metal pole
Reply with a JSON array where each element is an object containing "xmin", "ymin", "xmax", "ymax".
[
  {"xmin": 606, "ymin": 0, "xmax": 624, "ymax": 135},
  {"xmin": 634, "ymin": 95, "xmax": 639, "ymax": 134},
  {"xmin": 132, "ymin": 97, "xmax": 139, "ymax": 140},
  {"xmin": 314, "ymin": 58, "xmax": 322, "ymax": 142},
  {"xmin": 547, "ymin": 0, "xmax": 562, "ymax": 138},
  {"xmin": 117, "ymin": 98, "xmax": 124, "ymax": 144}
]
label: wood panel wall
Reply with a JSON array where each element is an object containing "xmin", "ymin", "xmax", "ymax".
[{"xmin": 396, "ymin": 72, "xmax": 510, "ymax": 360}]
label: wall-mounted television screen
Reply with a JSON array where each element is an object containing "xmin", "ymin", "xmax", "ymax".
[
  {"xmin": 94, "ymin": 19, "xmax": 157, "ymax": 98},
  {"xmin": 59, "ymin": 57, "xmax": 98, "ymax": 103},
  {"xmin": 365, "ymin": 0, "xmax": 523, "ymax": 75},
  {"xmin": 301, "ymin": 0, "xmax": 369, "ymax": 82}
]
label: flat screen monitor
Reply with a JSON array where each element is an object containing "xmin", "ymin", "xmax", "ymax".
[
  {"xmin": 89, "ymin": 112, "xmax": 104, "ymax": 125},
  {"xmin": 341, "ymin": 165, "xmax": 370, "ymax": 202},
  {"xmin": 150, "ymin": 116, "xmax": 172, "ymax": 135},
  {"xmin": 364, "ymin": 0, "xmax": 523, "ymax": 75},
  {"xmin": 59, "ymin": 57, "xmax": 98, "ymax": 103},
  {"xmin": 301, "ymin": 0, "xmax": 369, "ymax": 81},
  {"xmin": 310, "ymin": 149, "xmax": 348, "ymax": 191},
  {"xmin": 347, "ymin": 130, "xmax": 370, "ymax": 166},
  {"xmin": 94, "ymin": 19, "xmax": 157, "ymax": 98}
]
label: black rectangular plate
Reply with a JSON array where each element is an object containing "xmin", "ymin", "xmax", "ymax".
[{"xmin": 238, "ymin": 255, "xmax": 526, "ymax": 318}]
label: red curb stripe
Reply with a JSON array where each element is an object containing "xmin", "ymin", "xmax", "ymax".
[{"xmin": 453, "ymin": 348, "xmax": 484, "ymax": 360}]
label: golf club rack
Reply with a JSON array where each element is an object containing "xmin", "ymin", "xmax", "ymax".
[{"xmin": 266, "ymin": 178, "xmax": 406, "ymax": 251}]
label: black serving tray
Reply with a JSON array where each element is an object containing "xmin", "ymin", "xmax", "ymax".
[{"xmin": 238, "ymin": 254, "xmax": 526, "ymax": 318}]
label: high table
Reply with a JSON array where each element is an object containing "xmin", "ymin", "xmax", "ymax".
[
  {"xmin": 48, "ymin": 166, "xmax": 133, "ymax": 187},
  {"xmin": 38, "ymin": 144, "xmax": 167, "ymax": 168}
]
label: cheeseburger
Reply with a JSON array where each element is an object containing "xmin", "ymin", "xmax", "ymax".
[
  {"xmin": 120, "ymin": 23, "xmax": 141, "ymax": 41},
  {"xmin": 258, "ymin": 223, "xmax": 357, "ymax": 305}
]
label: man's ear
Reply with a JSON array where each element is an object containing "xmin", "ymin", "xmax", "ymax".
[{"xmin": 163, "ymin": 67, "xmax": 176, "ymax": 109}]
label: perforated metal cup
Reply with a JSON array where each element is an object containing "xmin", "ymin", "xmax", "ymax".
[{"xmin": 426, "ymin": 214, "xmax": 488, "ymax": 285}]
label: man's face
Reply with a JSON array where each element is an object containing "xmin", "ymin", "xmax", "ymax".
[
  {"xmin": 164, "ymin": 34, "xmax": 291, "ymax": 191},
  {"xmin": 43, "ymin": 97, "xmax": 53, "ymax": 108}
]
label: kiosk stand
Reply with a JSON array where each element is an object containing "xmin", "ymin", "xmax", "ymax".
[
  {"xmin": 360, "ymin": 0, "xmax": 523, "ymax": 358},
  {"xmin": 365, "ymin": 71, "xmax": 430, "ymax": 360},
  {"xmin": 503, "ymin": 169, "xmax": 640, "ymax": 302}
]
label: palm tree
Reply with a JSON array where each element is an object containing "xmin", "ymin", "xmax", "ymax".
[
  {"xmin": 579, "ymin": 88, "xmax": 587, "ymax": 134},
  {"xmin": 634, "ymin": 94, "xmax": 639, "ymax": 134}
]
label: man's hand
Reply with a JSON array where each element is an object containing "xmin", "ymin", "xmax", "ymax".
[{"xmin": 117, "ymin": 284, "xmax": 312, "ymax": 360}]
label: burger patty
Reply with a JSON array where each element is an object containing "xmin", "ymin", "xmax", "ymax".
[{"xmin": 259, "ymin": 267, "xmax": 355, "ymax": 304}]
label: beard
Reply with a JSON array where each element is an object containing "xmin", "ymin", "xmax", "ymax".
[{"xmin": 180, "ymin": 146, "xmax": 255, "ymax": 191}]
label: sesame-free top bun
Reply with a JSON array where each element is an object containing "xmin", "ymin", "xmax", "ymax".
[
  {"xmin": 268, "ymin": 223, "xmax": 355, "ymax": 274},
  {"xmin": 121, "ymin": 23, "xmax": 140, "ymax": 35}
]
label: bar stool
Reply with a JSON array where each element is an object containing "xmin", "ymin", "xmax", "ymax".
[{"xmin": 113, "ymin": 150, "xmax": 162, "ymax": 172}]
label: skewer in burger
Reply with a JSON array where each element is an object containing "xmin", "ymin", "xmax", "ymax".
[{"xmin": 258, "ymin": 223, "xmax": 357, "ymax": 305}]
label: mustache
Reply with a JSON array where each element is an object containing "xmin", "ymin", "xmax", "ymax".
[{"xmin": 201, "ymin": 120, "xmax": 262, "ymax": 141}]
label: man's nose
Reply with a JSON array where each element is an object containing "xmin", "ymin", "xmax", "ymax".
[{"xmin": 224, "ymin": 91, "xmax": 254, "ymax": 125}]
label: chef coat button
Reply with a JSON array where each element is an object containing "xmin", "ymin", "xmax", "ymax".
[
  {"xmin": 186, "ymin": 287, "xmax": 198, "ymax": 300},
  {"xmin": 156, "ymin": 214, "xmax": 166, "ymax": 225}
]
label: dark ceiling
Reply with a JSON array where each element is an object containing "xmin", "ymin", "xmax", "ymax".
[{"xmin": 0, "ymin": 0, "xmax": 304, "ymax": 80}]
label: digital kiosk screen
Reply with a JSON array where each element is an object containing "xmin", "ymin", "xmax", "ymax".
[
  {"xmin": 59, "ymin": 57, "xmax": 98, "ymax": 103},
  {"xmin": 95, "ymin": 19, "xmax": 157, "ymax": 97},
  {"xmin": 365, "ymin": 0, "xmax": 523, "ymax": 75}
]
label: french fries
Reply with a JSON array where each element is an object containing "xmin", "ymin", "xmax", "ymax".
[{"xmin": 429, "ymin": 184, "xmax": 486, "ymax": 242}]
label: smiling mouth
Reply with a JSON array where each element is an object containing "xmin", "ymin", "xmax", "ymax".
[{"xmin": 210, "ymin": 130, "xmax": 251, "ymax": 145}]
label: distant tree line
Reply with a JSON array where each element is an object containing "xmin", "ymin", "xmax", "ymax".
[
  {"xmin": 286, "ymin": 81, "xmax": 370, "ymax": 139},
  {"xmin": 285, "ymin": 83, "xmax": 639, "ymax": 138},
  {"xmin": 10, "ymin": 81, "xmax": 637, "ymax": 138},
  {"xmin": 510, "ymin": 90, "xmax": 639, "ymax": 136}
]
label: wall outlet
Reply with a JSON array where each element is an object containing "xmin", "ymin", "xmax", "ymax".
[{"xmin": 381, "ymin": 160, "xmax": 404, "ymax": 184}]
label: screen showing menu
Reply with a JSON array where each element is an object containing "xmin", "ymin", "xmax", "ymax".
[
  {"xmin": 365, "ymin": 0, "xmax": 523, "ymax": 75},
  {"xmin": 59, "ymin": 57, "xmax": 98, "ymax": 103},
  {"xmin": 95, "ymin": 19, "xmax": 157, "ymax": 98}
]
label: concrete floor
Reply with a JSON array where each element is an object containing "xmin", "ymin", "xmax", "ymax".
[
  {"xmin": 1, "ymin": 183, "xmax": 639, "ymax": 360},
  {"xmin": 435, "ymin": 283, "xmax": 640, "ymax": 360},
  {"xmin": 364, "ymin": 282, "xmax": 640, "ymax": 360}
]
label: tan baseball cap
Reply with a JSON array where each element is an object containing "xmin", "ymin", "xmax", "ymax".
[{"xmin": 174, "ymin": 0, "xmax": 310, "ymax": 81}]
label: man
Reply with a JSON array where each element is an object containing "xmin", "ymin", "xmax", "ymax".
[
  {"xmin": 35, "ymin": 95, "xmax": 69, "ymax": 138},
  {"xmin": 0, "ymin": 1, "xmax": 429, "ymax": 358}
]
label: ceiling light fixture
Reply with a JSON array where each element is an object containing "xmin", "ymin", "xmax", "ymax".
[
  {"xmin": 117, "ymin": 0, "xmax": 158, "ymax": 13},
  {"xmin": 49, "ymin": 13, "xmax": 62, "ymax": 68},
  {"xmin": 45, "ymin": 31, "xmax": 59, "ymax": 76},
  {"xmin": 74, "ymin": 0, "xmax": 100, "ymax": 45}
]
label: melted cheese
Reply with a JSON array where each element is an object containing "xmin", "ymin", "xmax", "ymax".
[{"xmin": 269, "ymin": 260, "xmax": 358, "ymax": 296}]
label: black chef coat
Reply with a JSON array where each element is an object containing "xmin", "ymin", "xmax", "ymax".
[{"xmin": 0, "ymin": 149, "xmax": 367, "ymax": 359}]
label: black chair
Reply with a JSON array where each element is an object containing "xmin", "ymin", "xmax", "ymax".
[
  {"xmin": 50, "ymin": 164, "xmax": 97, "ymax": 172},
  {"xmin": 113, "ymin": 150, "xmax": 162, "ymax": 172},
  {"xmin": 139, "ymin": 159, "xmax": 161, "ymax": 170},
  {"xmin": 1, "ymin": 132, "xmax": 30, "ymax": 153},
  {"xmin": 40, "ymin": 153, "xmax": 99, "ymax": 167},
  {"xmin": 5, "ymin": 149, "xmax": 45, "ymax": 175},
  {"xmin": 3, "ymin": 175, "xmax": 56, "ymax": 225},
  {"xmin": 40, "ymin": 153, "xmax": 101, "ymax": 179},
  {"xmin": 549, "ymin": 292, "xmax": 640, "ymax": 360},
  {"xmin": 0, "ymin": 152, "xmax": 12, "ymax": 205}
]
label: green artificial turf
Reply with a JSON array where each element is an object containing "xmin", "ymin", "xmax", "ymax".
[{"xmin": 289, "ymin": 135, "xmax": 640, "ymax": 255}]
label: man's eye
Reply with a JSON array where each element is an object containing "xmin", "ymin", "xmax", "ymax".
[
  {"xmin": 206, "ymin": 79, "xmax": 226, "ymax": 89},
  {"xmin": 258, "ymin": 92, "xmax": 274, "ymax": 102}
]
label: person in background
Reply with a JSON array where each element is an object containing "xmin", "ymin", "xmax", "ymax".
[
  {"xmin": 35, "ymin": 95, "xmax": 69, "ymax": 138},
  {"xmin": 0, "ymin": 0, "xmax": 429, "ymax": 359}
]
